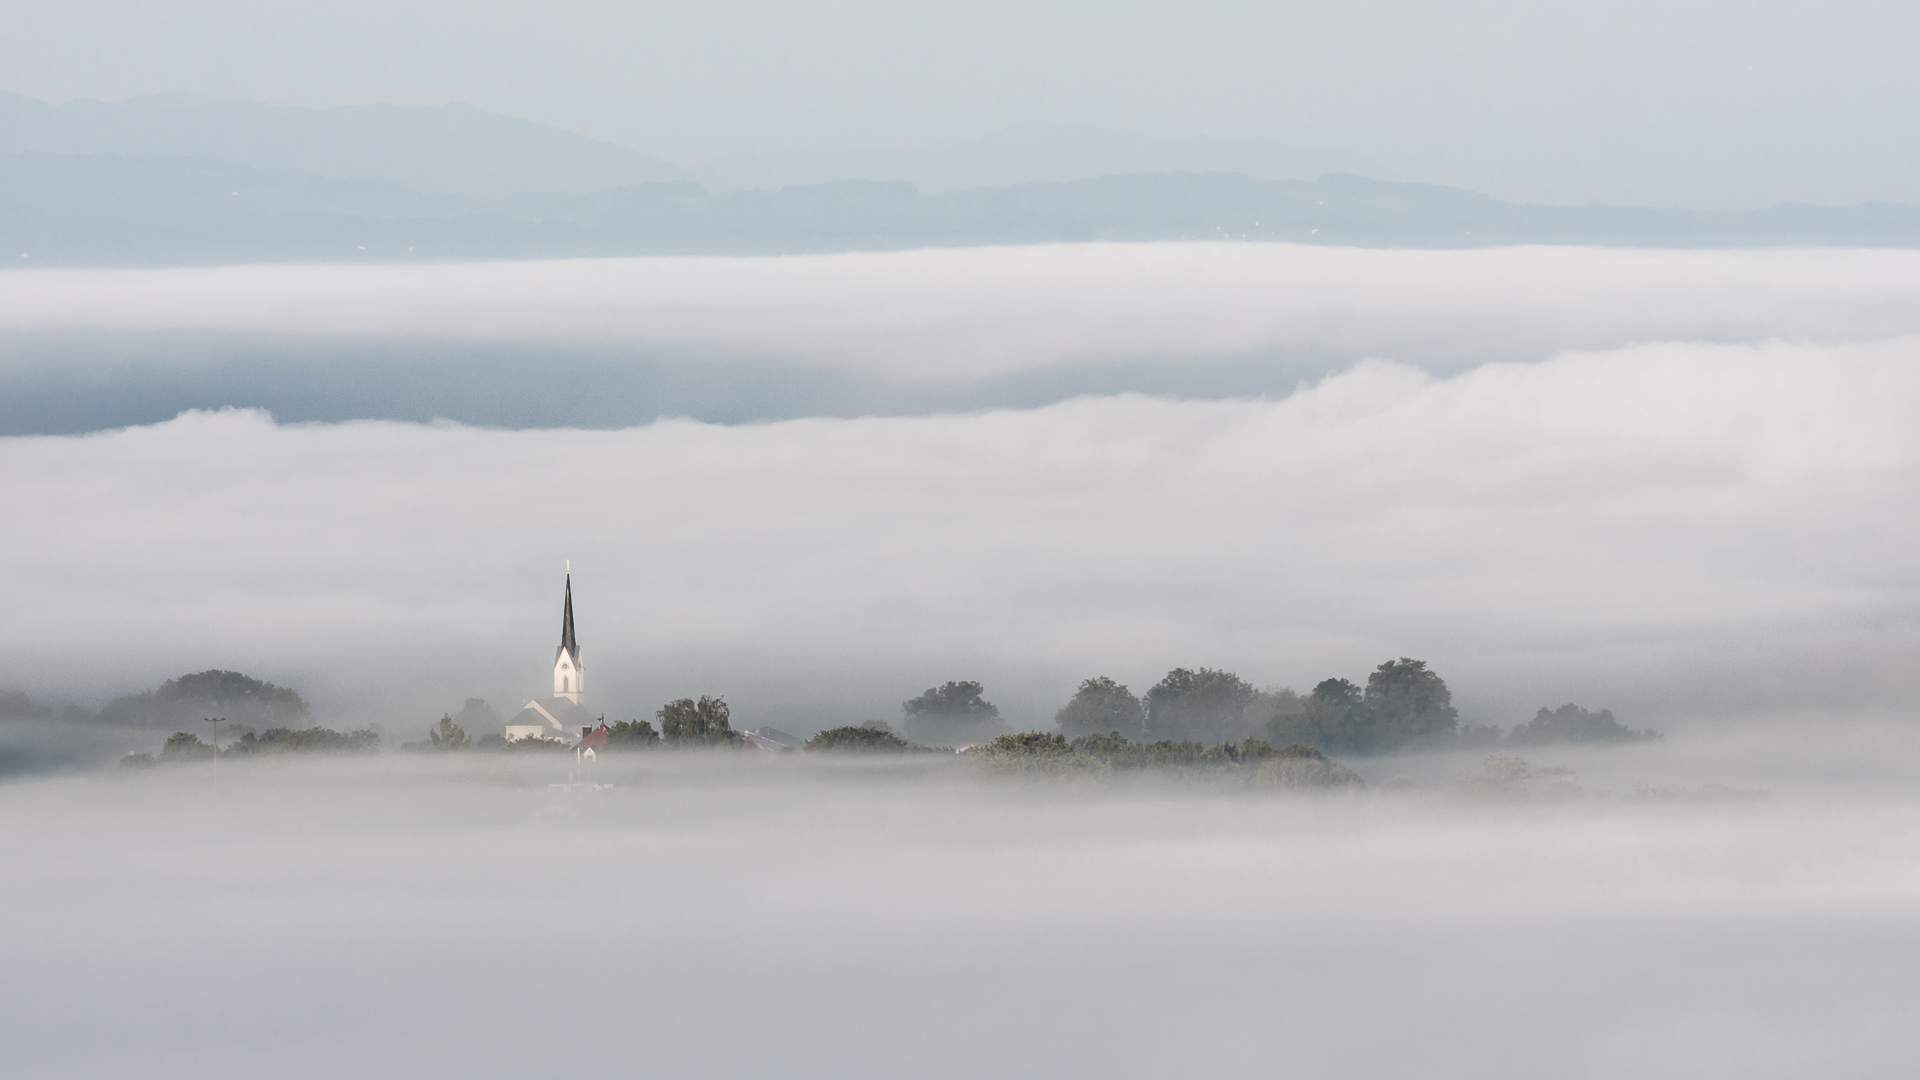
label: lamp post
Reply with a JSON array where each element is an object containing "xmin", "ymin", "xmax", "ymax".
[{"xmin": 204, "ymin": 716, "xmax": 225, "ymax": 757}]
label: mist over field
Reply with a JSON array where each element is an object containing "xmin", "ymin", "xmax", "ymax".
[{"xmin": 5, "ymin": 742, "xmax": 1920, "ymax": 1080}]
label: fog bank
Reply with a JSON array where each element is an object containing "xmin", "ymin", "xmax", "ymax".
[
  {"xmin": 8, "ymin": 244, "xmax": 1920, "ymax": 435},
  {"xmin": 3, "ymin": 754, "xmax": 1917, "ymax": 1079},
  {"xmin": 3, "ymin": 337, "xmax": 1915, "ymax": 731}
]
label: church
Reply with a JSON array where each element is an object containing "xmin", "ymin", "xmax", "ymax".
[{"xmin": 503, "ymin": 572, "xmax": 598, "ymax": 741}]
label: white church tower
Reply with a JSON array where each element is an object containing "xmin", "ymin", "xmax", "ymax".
[
  {"xmin": 503, "ymin": 567, "xmax": 595, "ymax": 742},
  {"xmin": 554, "ymin": 572, "xmax": 583, "ymax": 704}
]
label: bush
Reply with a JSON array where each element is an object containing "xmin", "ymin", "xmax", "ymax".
[
  {"xmin": 979, "ymin": 731, "xmax": 1071, "ymax": 756},
  {"xmin": 806, "ymin": 726, "xmax": 916, "ymax": 753},
  {"xmin": 157, "ymin": 731, "xmax": 216, "ymax": 763},
  {"xmin": 502, "ymin": 733, "xmax": 570, "ymax": 753},
  {"xmin": 225, "ymin": 726, "xmax": 379, "ymax": 755},
  {"xmin": 972, "ymin": 730, "xmax": 1363, "ymax": 789},
  {"xmin": 605, "ymin": 719, "xmax": 661, "ymax": 749},
  {"xmin": 1449, "ymin": 754, "xmax": 1583, "ymax": 800}
]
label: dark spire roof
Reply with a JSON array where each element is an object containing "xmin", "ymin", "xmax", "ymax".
[{"xmin": 559, "ymin": 574, "xmax": 579, "ymax": 663}]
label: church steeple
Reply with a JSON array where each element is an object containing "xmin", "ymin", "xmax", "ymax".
[{"xmin": 553, "ymin": 569, "xmax": 583, "ymax": 704}]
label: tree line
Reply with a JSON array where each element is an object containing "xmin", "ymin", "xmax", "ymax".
[
  {"xmin": 102, "ymin": 657, "xmax": 1657, "ymax": 771},
  {"xmin": 904, "ymin": 660, "xmax": 1656, "ymax": 754}
]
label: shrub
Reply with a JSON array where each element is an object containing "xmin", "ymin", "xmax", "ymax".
[
  {"xmin": 604, "ymin": 719, "xmax": 661, "ymax": 749},
  {"xmin": 806, "ymin": 726, "xmax": 916, "ymax": 753},
  {"xmin": 974, "ymin": 731, "xmax": 1362, "ymax": 789},
  {"xmin": 226, "ymin": 727, "xmax": 379, "ymax": 755},
  {"xmin": 1449, "ymin": 754, "xmax": 1583, "ymax": 800},
  {"xmin": 157, "ymin": 731, "xmax": 216, "ymax": 763},
  {"xmin": 502, "ymin": 733, "xmax": 570, "ymax": 753}
]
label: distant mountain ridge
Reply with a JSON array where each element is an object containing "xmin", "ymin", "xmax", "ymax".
[
  {"xmin": 0, "ymin": 93, "xmax": 686, "ymax": 200},
  {"xmin": 698, "ymin": 122, "xmax": 1383, "ymax": 193},
  {"xmin": 7, "ymin": 151, "xmax": 1920, "ymax": 267},
  {"xmin": 5, "ymin": 93, "xmax": 1920, "ymax": 265}
]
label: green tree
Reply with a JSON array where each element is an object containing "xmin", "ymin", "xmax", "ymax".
[
  {"xmin": 0, "ymin": 690, "xmax": 53, "ymax": 720},
  {"xmin": 1508, "ymin": 703, "xmax": 1659, "ymax": 746},
  {"xmin": 805, "ymin": 725, "xmax": 915, "ymax": 752},
  {"xmin": 451, "ymin": 698, "xmax": 502, "ymax": 732},
  {"xmin": 1363, "ymin": 658, "xmax": 1458, "ymax": 749},
  {"xmin": 901, "ymin": 681, "xmax": 1002, "ymax": 746},
  {"xmin": 1053, "ymin": 676, "xmax": 1146, "ymax": 739},
  {"xmin": 426, "ymin": 714, "xmax": 471, "ymax": 751},
  {"xmin": 97, "ymin": 670, "xmax": 310, "ymax": 729},
  {"xmin": 226, "ymin": 726, "xmax": 379, "ymax": 755},
  {"xmin": 977, "ymin": 731, "xmax": 1071, "ymax": 756},
  {"xmin": 158, "ymin": 731, "xmax": 216, "ymax": 762},
  {"xmin": 604, "ymin": 719, "xmax": 661, "ymax": 749},
  {"xmin": 659, "ymin": 696, "xmax": 735, "ymax": 746},
  {"xmin": 1268, "ymin": 678, "xmax": 1372, "ymax": 754},
  {"xmin": 1144, "ymin": 668, "xmax": 1258, "ymax": 743}
]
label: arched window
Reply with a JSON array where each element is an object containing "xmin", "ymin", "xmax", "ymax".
[{"xmin": 563, "ymin": 676, "xmax": 570, "ymax": 693}]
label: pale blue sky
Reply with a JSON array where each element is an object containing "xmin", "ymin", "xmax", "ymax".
[{"xmin": 4, "ymin": 0, "xmax": 1917, "ymax": 207}]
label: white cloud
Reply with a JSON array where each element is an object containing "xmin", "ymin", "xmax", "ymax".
[
  {"xmin": 4, "ymin": 336, "xmax": 1915, "ymax": 729},
  {"xmin": 8, "ymin": 244, "xmax": 1920, "ymax": 382}
]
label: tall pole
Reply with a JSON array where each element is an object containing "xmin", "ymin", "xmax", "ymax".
[{"xmin": 204, "ymin": 716, "xmax": 224, "ymax": 757}]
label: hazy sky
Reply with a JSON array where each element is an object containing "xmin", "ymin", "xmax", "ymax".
[{"xmin": 5, "ymin": 1, "xmax": 1919, "ymax": 206}]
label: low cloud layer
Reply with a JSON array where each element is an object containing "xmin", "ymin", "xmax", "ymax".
[
  {"xmin": 8, "ymin": 244, "xmax": 1920, "ymax": 383},
  {"xmin": 4, "ymin": 757, "xmax": 1918, "ymax": 1079},
  {"xmin": 4, "ymin": 336, "xmax": 1915, "ymax": 732}
]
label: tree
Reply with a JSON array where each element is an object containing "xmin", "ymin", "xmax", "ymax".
[
  {"xmin": 976, "ymin": 731, "xmax": 1071, "ymax": 756},
  {"xmin": 1053, "ymin": 676, "xmax": 1146, "ymax": 739},
  {"xmin": 901, "ymin": 681, "xmax": 1002, "ymax": 746},
  {"xmin": 0, "ymin": 690, "xmax": 53, "ymax": 720},
  {"xmin": 225, "ymin": 726, "xmax": 379, "ymax": 755},
  {"xmin": 805, "ymin": 726, "xmax": 915, "ymax": 752},
  {"xmin": 659, "ymin": 696, "xmax": 735, "ymax": 746},
  {"xmin": 97, "ymin": 670, "xmax": 310, "ymax": 729},
  {"xmin": 1268, "ymin": 677, "xmax": 1372, "ymax": 754},
  {"xmin": 1363, "ymin": 658, "xmax": 1458, "ymax": 749},
  {"xmin": 1144, "ymin": 668, "xmax": 1259, "ymax": 743},
  {"xmin": 158, "ymin": 731, "xmax": 216, "ymax": 762},
  {"xmin": 1508, "ymin": 703, "xmax": 1659, "ymax": 746},
  {"xmin": 426, "ymin": 714, "xmax": 471, "ymax": 751},
  {"xmin": 604, "ymin": 719, "xmax": 661, "ymax": 749},
  {"xmin": 451, "ymin": 698, "xmax": 501, "ymax": 732}
]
